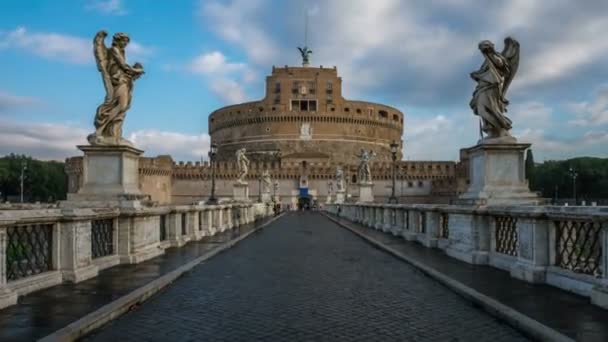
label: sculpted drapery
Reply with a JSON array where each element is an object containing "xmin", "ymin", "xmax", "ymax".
[
  {"xmin": 236, "ymin": 148, "xmax": 250, "ymax": 184},
  {"xmin": 469, "ymin": 37, "xmax": 520, "ymax": 140},
  {"xmin": 356, "ymin": 150, "xmax": 376, "ymax": 184},
  {"xmin": 88, "ymin": 31, "xmax": 144, "ymax": 146}
]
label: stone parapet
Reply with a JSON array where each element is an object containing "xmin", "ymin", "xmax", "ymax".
[
  {"xmin": 0, "ymin": 201, "xmax": 274, "ymax": 310},
  {"xmin": 325, "ymin": 202, "xmax": 608, "ymax": 310}
]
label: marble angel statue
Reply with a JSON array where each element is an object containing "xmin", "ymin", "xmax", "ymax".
[
  {"xmin": 356, "ymin": 150, "xmax": 376, "ymax": 184},
  {"xmin": 236, "ymin": 148, "xmax": 250, "ymax": 184},
  {"xmin": 89, "ymin": 30, "xmax": 144, "ymax": 146},
  {"xmin": 469, "ymin": 37, "xmax": 520, "ymax": 141}
]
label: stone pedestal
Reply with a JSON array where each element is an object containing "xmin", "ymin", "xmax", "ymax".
[
  {"xmin": 233, "ymin": 183, "xmax": 249, "ymax": 202},
  {"xmin": 325, "ymin": 195, "xmax": 332, "ymax": 204},
  {"xmin": 68, "ymin": 145, "xmax": 145, "ymax": 202},
  {"xmin": 261, "ymin": 191, "xmax": 272, "ymax": 203},
  {"xmin": 335, "ymin": 190, "xmax": 346, "ymax": 204},
  {"xmin": 357, "ymin": 184, "xmax": 374, "ymax": 203},
  {"xmin": 458, "ymin": 142, "xmax": 540, "ymax": 205}
]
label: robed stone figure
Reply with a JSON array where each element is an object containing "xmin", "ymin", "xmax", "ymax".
[
  {"xmin": 236, "ymin": 148, "xmax": 250, "ymax": 184},
  {"xmin": 89, "ymin": 30, "xmax": 144, "ymax": 146},
  {"xmin": 470, "ymin": 37, "xmax": 520, "ymax": 141}
]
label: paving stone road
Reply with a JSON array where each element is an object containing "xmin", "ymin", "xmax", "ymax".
[{"xmin": 86, "ymin": 212, "xmax": 529, "ymax": 342}]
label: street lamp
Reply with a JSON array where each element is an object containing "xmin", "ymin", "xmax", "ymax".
[
  {"xmin": 20, "ymin": 159, "xmax": 27, "ymax": 203},
  {"xmin": 388, "ymin": 141, "xmax": 399, "ymax": 204},
  {"xmin": 206, "ymin": 143, "xmax": 218, "ymax": 205},
  {"xmin": 569, "ymin": 167, "xmax": 578, "ymax": 206},
  {"xmin": 257, "ymin": 176, "xmax": 262, "ymax": 203}
]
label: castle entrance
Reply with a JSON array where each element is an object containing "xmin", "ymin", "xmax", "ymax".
[{"xmin": 297, "ymin": 195, "xmax": 311, "ymax": 210}]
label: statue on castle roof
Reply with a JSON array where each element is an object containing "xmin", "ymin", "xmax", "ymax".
[
  {"xmin": 356, "ymin": 149, "xmax": 376, "ymax": 184},
  {"xmin": 470, "ymin": 37, "xmax": 520, "ymax": 142},
  {"xmin": 236, "ymin": 148, "xmax": 250, "ymax": 184},
  {"xmin": 89, "ymin": 30, "xmax": 144, "ymax": 147},
  {"xmin": 298, "ymin": 46, "xmax": 312, "ymax": 66}
]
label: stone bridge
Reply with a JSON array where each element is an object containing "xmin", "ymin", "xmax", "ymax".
[{"xmin": 0, "ymin": 204, "xmax": 607, "ymax": 341}]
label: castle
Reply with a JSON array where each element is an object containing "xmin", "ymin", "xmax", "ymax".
[{"xmin": 66, "ymin": 62, "xmax": 470, "ymax": 206}]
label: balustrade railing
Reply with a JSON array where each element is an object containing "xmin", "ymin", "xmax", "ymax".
[
  {"xmin": 324, "ymin": 202, "xmax": 608, "ymax": 309},
  {"xmin": 6, "ymin": 224, "xmax": 53, "ymax": 281},
  {"xmin": 159, "ymin": 214, "xmax": 167, "ymax": 241},
  {"xmin": 0, "ymin": 202, "xmax": 269, "ymax": 310},
  {"xmin": 495, "ymin": 216, "xmax": 518, "ymax": 256},
  {"xmin": 439, "ymin": 212, "xmax": 449, "ymax": 239},
  {"xmin": 91, "ymin": 219, "xmax": 114, "ymax": 259},
  {"xmin": 555, "ymin": 219, "xmax": 603, "ymax": 277}
]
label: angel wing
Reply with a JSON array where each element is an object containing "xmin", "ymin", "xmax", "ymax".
[
  {"xmin": 93, "ymin": 30, "xmax": 113, "ymax": 101},
  {"xmin": 500, "ymin": 37, "xmax": 520, "ymax": 101}
]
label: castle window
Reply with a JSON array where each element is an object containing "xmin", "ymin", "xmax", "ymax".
[
  {"xmin": 327, "ymin": 94, "xmax": 333, "ymax": 104},
  {"xmin": 326, "ymin": 81, "xmax": 333, "ymax": 90},
  {"xmin": 330, "ymin": 107, "xmax": 335, "ymax": 112},
  {"xmin": 418, "ymin": 181, "xmax": 423, "ymax": 187},
  {"xmin": 379, "ymin": 110, "xmax": 388, "ymax": 118},
  {"xmin": 308, "ymin": 81, "xmax": 316, "ymax": 94},
  {"xmin": 352, "ymin": 174, "xmax": 357, "ymax": 183},
  {"xmin": 272, "ymin": 107, "xmax": 276, "ymax": 111},
  {"xmin": 291, "ymin": 100, "xmax": 299, "ymax": 111},
  {"xmin": 274, "ymin": 96, "xmax": 280, "ymax": 104},
  {"xmin": 356, "ymin": 108, "xmax": 362, "ymax": 114},
  {"xmin": 258, "ymin": 107, "xmax": 264, "ymax": 112},
  {"xmin": 393, "ymin": 114, "xmax": 399, "ymax": 121},
  {"xmin": 300, "ymin": 100, "xmax": 309, "ymax": 111},
  {"xmin": 274, "ymin": 82, "xmax": 281, "ymax": 93},
  {"xmin": 309, "ymin": 100, "xmax": 317, "ymax": 111},
  {"xmin": 344, "ymin": 107, "xmax": 350, "ymax": 112}
]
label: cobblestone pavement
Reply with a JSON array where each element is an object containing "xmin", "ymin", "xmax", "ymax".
[{"xmin": 86, "ymin": 212, "xmax": 529, "ymax": 342}]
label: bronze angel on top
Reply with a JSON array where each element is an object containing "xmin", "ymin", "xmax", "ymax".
[
  {"xmin": 88, "ymin": 30, "xmax": 145, "ymax": 146},
  {"xmin": 469, "ymin": 37, "xmax": 520, "ymax": 141}
]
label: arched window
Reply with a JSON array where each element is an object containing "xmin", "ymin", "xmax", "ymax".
[{"xmin": 352, "ymin": 174, "xmax": 357, "ymax": 183}]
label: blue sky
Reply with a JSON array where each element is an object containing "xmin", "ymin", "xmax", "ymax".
[{"xmin": 1, "ymin": 0, "xmax": 607, "ymax": 162}]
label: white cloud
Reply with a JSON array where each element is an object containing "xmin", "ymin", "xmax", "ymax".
[
  {"xmin": 509, "ymin": 101, "xmax": 552, "ymax": 129},
  {"xmin": 0, "ymin": 120, "xmax": 87, "ymax": 160},
  {"xmin": 0, "ymin": 120, "xmax": 210, "ymax": 161},
  {"xmin": 0, "ymin": 27, "xmax": 153, "ymax": 64},
  {"xmin": 128, "ymin": 130, "xmax": 210, "ymax": 161},
  {"xmin": 209, "ymin": 79, "xmax": 247, "ymax": 104},
  {"xmin": 567, "ymin": 84, "xmax": 608, "ymax": 126},
  {"xmin": 0, "ymin": 91, "xmax": 39, "ymax": 112},
  {"xmin": 188, "ymin": 51, "xmax": 247, "ymax": 74},
  {"xmin": 0, "ymin": 26, "xmax": 90, "ymax": 64},
  {"xmin": 86, "ymin": 0, "xmax": 127, "ymax": 16},
  {"xmin": 186, "ymin": 51, "xmax": 253, "ymax": 104}
]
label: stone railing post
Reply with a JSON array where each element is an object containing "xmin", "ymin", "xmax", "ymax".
[
  {"xmin": 117, "ymin": 207, "xmax": 165, "ymax": 264},
  {"xmin": 423, "ymin": 209, "xmax": 439, "ymax": 248},
  {"xmin": 591, "ymin": 223, "xmax": 608, "ymax": 309},
  {"xmin": 391, "ymin": 207, "xmax": 404, "ymax": 236},
  {"xmin": 374, "ymin": 205, "xmax": 383, "ymax": 230},
  {"xmin": 508, "ymin": 214, "xmax": 549, "ymax": 283},
  {"xmin": 0, "ymin": 226, "xmax": 18, "ymax": 309},
  {"xmin": 382, "ymin": 206, "xmax": 392, "ymax": 232},
  {"xmin": 445, "ymin": 209, "xmax": 490, "ymax": 265},
  {"xmin": 402, "ymin": 207, "xmax": 417, "ymax": 241},
  {"xmin": 59, "ymin": 208, "xmax": 100, "ymax": 282}
]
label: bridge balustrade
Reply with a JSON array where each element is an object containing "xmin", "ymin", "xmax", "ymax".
[
  {"xmin": 325, "ymin": 203, "xmax": 608, "ymax": 309},
  {"xmin": 0, "ymin": 202, "xmax": 272, "ymax": 309}
]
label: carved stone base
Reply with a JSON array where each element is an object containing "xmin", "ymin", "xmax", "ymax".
[
  {"xmin": 67, "ymin": 144, "xmax": 144, "ymax": 202},
  {"xmin": 458, "ymin": 142, "xmax": 541, "ymax": 206},
  {"xmin": 87, "ymin": 133, "xmax": 135, "ymax": 148},
  {"xmin": 261, "ymin": 192, "xmax": 272, "ymax": 203},
  {"xmin": 233, "ymin": 183, "xmax": 249, "ymax": 202},
  {"xmin": 357, "ymin": 184, "xmax": 374, "ymax": 203},
  {"xmin": 335, "ymin": 190, "xmax": 346, "ymax": 204}
]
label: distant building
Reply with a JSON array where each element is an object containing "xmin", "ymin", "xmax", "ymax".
[{"xmin": 67, "ymin": 59, "xmax": 468, "ymax": 206}]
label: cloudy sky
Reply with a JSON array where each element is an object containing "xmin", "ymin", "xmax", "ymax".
[{"xmin": 1, "ymin": 0, "xmax": 607, "ymax": 162}]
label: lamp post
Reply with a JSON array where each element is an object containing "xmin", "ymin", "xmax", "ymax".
[
  {"xmin": 569, "ymin": 167, "xmax": 578, "ymax": 205},
  {"xmin": 206, "ymin": 143, "xmax": 218, "ymax": 205},
  {"xmin": 257, "ymin": 176, "xmax": 262, "ymax": 203},
  {"xmin": 388, "ymin": 141, "xmax": 399, "ymax": 204},
  {"xmin": 20, "ymin": 159, "xmax": 27, "ymax": 203}
]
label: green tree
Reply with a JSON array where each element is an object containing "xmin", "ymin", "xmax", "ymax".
[
  {"xmin": 525, "ymin": 149, "xmax": 535, "ymax": 180},
  {"xmin": 0, "ymin": 154, "xmax": 67, "ymax": 202}
]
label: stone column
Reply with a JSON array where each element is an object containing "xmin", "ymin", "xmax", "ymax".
[
  {"xmin": 591, "ymin": 225, "xmax": 608, "ymax": 309},
  {"xmin": 402, "ymin": 209, "xmax": 417, "ymax": 241},
  {"xmin": 374, "ymin": 206, "xmax": 383, "ymax": 230},
  {"xmin": 117, "ymin": 209, "xmax": 165, "ymax": 264},
  {"xmin": 392, "ymin": 207, "xmax": 404, "ymax": 236}
]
